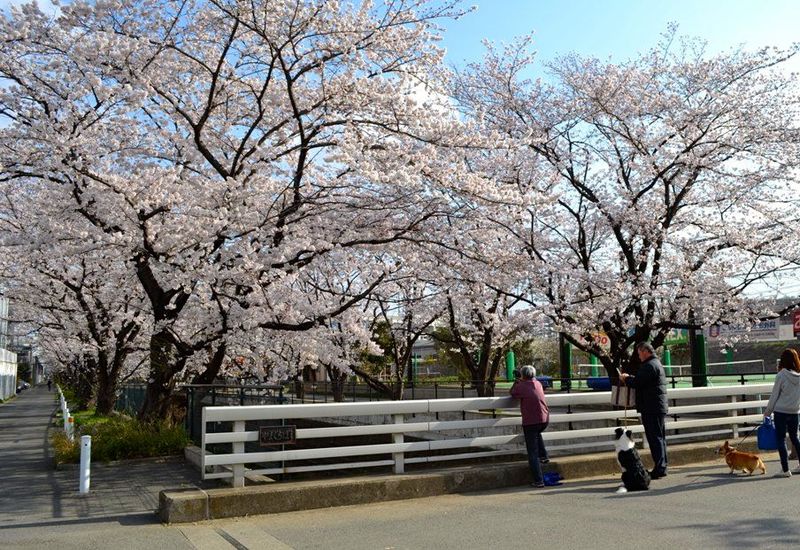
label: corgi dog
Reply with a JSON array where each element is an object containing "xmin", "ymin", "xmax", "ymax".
[{"xmin": 715, "ymin": 441, "xmax": 766, "ymax": 476}]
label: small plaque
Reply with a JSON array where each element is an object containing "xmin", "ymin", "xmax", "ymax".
[{"xmin": 259, "ymin": 425, "xmax": 296, "ymax": 446}]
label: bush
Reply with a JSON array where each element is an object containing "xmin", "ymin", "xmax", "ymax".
[
  {"xmin": 51, "ymin": 416, "xmax": 189, "ymax": 464},
  {"xmin": 52, "ymin": 431, "xmax": 80, "ymax": 464}
]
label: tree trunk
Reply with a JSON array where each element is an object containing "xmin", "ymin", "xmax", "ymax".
[
  {"xmin": 325, "ymin": 366, "xmax": 348, "ymax": 402},
  {"xmin": 94, "ymin": 356, "xmax": 118, "ymax": 416},
  {"xmin": 191, "ymin": 343, "xmax": 227, "ymax": 385},
  {"xmin": 138, "ymin": 330, "xmax": 183, "ymax": 421}
]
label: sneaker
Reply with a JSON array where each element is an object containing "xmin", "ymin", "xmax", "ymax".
[
  {"xmin": 530, "ymin": 481, "xmax": 545, "ymax": 488},
  {"xmin": 649, "ymin": 470, "xmax": 667, "ymax": 480},
  {"xmin": 774, "ymin": 470, "xmax": 792, "ymax": 478},
  {"xmin": 540, "ymin": 458, "xmax": 550, "ymax": 464}
]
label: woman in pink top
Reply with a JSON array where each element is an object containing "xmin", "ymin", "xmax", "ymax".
[{"xmin": 510, "ymin": 365, "xmax": 550, "ymax": 487}]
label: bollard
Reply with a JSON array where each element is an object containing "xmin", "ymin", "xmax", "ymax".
[
  {"xmin": 67, "ymin": 415, "xmax": 75, "ymax": 441},
  {"xmin": 79, "ymin": 435, "xmax": 91, "ymax": 494}
]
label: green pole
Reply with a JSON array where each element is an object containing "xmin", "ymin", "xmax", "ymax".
[
  {"xmin": 589, "ymin": 354, "xmax": 599, "ymax": 377},
  {"xmin": 689, "ymin": 322, "xmax": 708, "ymax": 387},
  {"xmin": 505, "ymin": 350, "xmax": 516, "ymax": 380},
  {"xmin": 726, "ymin": 348, "xmax": 734, "ymax": 375},
  {"xmin": 663, "ymin": 347, "xmax": 672, "ymax": 376},
  {"xmin": 559, "ymin": 333, "xmax": 572, "ymax": 391}
]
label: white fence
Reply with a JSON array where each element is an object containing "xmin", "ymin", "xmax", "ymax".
[
  {"xmin": 0, "ymin": 348, "xmax": 18, "ymax": 401},
  {"xmin": 201, "ymin": 384, "xmax": 772, "ymax": 487}
]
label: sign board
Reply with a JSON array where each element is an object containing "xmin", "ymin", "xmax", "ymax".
[
  {"xmin": 793, "ymin": 310, "xmax": 800, "ymax": 338},
  {"xmin": 591, "ymin": 331, "xmax": 611, "ymax": 351},
  {"xmin": 259, "ymin": 425, "xmax": 296, "ymax": 446},
  {"xmin": 706, "ymin": 319, "xmax": 781, "ymax": 342},
  {"xmin": 663, "ymin": 328, "xmax": 688, "ymax": 346}
]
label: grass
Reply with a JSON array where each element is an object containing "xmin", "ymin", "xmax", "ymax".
[{"xmin": 51, "ymin": 415, "xmax": 189, "ymax": 465}]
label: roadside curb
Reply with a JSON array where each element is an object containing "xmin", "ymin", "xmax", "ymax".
[{"xmin": 159, "ymin": 438, "xmax": 767, "ymax": 523}]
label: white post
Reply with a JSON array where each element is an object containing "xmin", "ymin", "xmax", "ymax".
[
  {"xmin": 67, "ymin": 415, "xmax": 75, "ymax": 441},
  {"xmin": 392, "ymin": 414, "xmax": 405, "ymax": 474},
  {"xmin": 730, "ymin": 395, "xmax": 738, "ymax": 439},
  {"xmin": 79, "ymin": 435, "xmax": 91, "ymax": 494},
  {"xmin": 232, "ymin": 420, "xmax": 245, "ymax": 488}
]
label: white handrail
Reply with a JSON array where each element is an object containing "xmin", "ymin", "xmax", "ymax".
[{"xmin": 201, "ymin": 383, "xmax": 774, "ymax": 487}]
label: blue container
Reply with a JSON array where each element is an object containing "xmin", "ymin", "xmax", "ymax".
[
  {"xmin": 757, "ymin": 417, "xmax": 778, "ymax": 451},
  {"xmin": 587, "ymin": 377, "xmax": 612, "ymax": 391},
  {"xmin": 536, "ymin": 376, "xmax": 553, "ymax": 389}
]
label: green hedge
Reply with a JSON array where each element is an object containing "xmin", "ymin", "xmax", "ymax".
[{"xmin": 52, "ymin": 416, "xmax": 189, "ymax": 464}]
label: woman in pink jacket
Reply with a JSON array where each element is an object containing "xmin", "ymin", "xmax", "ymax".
[{"xmin": 510, "ymin": 365, "xmax": 550, "ymax": 487}]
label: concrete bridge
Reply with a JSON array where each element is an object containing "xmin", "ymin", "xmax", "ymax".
[{"xmin": 3, "ymin": 386, "xmax": 798, "ymax": 549}]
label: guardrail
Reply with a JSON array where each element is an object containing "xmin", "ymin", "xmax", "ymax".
[{"xmin": 200, "ymin": 383, "xmax": 772, "ymax": 487}]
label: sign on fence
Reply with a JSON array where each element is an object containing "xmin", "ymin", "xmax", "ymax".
[{"xmin": 259, "ymin": 425, "xmax": 296, "ymax": 446}]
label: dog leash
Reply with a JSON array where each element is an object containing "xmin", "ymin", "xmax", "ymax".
[{"xmin": 731, "ymin": 424, "xmax": 760, "ymax": 449}]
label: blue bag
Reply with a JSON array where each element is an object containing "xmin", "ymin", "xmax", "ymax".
[
  {"xmin": 757, "ymin": 416, "xmax": 778, "ymax": 451},
  {"xmin": 543, "ymin": 472, "xmax": 562, "ymax": 486}
]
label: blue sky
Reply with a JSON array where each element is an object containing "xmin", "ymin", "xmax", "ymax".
[{"xmin": 438, "ymin": 0, "xmax": 800, "ymax": 72}]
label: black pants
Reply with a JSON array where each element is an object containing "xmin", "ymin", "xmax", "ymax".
[
  {"xmin": 641, "ymin": 413, "xmax": 667, "ymax": 474},
  {"xmin": 773, "ymin": 411, "xmax": 800, "ymax": 473},
  {"xmin": 522, "ymin": 422, "xmax": 549, "ymax": 483}
]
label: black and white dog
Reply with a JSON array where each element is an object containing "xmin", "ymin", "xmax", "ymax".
[{"xmin": 613, "ymin": 427, "xmax": 650, "ymax": 494}]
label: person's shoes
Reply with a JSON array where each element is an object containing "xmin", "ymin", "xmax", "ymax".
[
  {"xmin": 649, "ymin": 470, "xmax": 667, "ymax": 480},
  {"xmin": 775, "ymin": 470, "xmax": 792, "ymax": 478},
  {"xmin": 540, "ymin": 458, "xmax": 550, "ymax": 464},
  {"xmin": 530, "ymin": 481, "xmax": 545, "ymax": 488}
]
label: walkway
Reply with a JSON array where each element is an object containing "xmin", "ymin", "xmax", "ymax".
[{"xmin": 0, "ymin": 386, "xmax": 203, "ymax": 530}]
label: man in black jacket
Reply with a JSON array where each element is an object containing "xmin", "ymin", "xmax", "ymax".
[{"xmin": 620, "ymin": 342, "xmax": 669, "ymax": 479}]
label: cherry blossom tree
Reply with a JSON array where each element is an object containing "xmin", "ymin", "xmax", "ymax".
[
  {"xmin": 451, "ymin": 29, "xmax": 800, "ymax": 376},
  {"xmin": 0, "ymin": 0, "xmax": 471, "ymax": 417}
]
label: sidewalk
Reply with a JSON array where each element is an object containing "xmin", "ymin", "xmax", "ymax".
[{"xmin": 0, "ymin": 386, "xmax": 206, "ymax": 530}]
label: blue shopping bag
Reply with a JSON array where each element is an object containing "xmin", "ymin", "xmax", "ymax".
[{"xmin": 757, "ymin": 416, "xmax": 778, "ymax": 451}]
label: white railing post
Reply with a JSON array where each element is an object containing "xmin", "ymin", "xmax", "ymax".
[
  {"xmin": 67, "ymin": 415, "xmax": 75, "ymax": 441},
  {"xmin": 392, "ymin": 414, "xmax": 405, "ymax": 474},
  {"xmin": 201, "ymin": 406, "xmax": 207, "ymax": 480},
  {"xmin": 730, "ymin": 395, "xmax": 738, "ymax": 439},
  {"xmin": 79, "ymin": 435, "xmax": 91, "ymax": 494},
  {"xmin": 232, "ymin": 420, "xmax": 245, "ymax": 487}
]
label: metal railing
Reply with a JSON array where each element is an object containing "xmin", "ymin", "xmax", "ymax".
[{"xmin": 200, "ymin": 383, "xmax": 772, "ymax": 487}]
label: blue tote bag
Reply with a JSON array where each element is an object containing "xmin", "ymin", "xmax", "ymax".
[{"xmin": 757, "ymin": 416, "xmax": 778, "ymax": 451}]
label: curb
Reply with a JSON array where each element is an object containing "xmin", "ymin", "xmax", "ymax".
[{"xmin": 160, "ymin": 439, "xmax": 767, "ymax": 523}]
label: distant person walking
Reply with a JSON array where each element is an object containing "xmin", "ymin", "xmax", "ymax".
[
  {"xmin": 510, "ymin": 365, "xmax": 550, "ymax": 488},
  {"xmin": 620, "ymin": 342, "xmax": 668, "ymax": 479},
  {"xmin": 764, "ymin": 348, "xmax": 800, "ymax": 477},
  {"xmin": 47, "ymin": 379, "xmax": 52, "ymax": 392}
]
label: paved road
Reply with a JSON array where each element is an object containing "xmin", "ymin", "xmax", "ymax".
[{"xmin": 4, "ymin": 387, "xmax": 800, "ymax": 549}]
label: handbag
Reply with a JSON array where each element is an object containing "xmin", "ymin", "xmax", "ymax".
[
  {"xmin": 757, "ymin": 416, "xmax": 778, "ymax": 451},
  {"xmin": 611, "ymin": 380, "xmax": 636, "ymax": 408}
]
